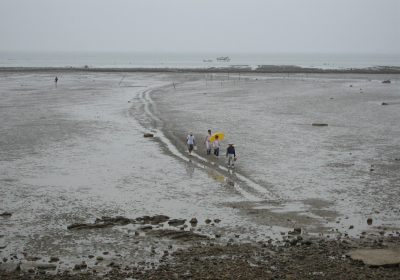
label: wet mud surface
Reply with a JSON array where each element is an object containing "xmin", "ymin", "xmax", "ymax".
[{"xmin": 1, "ymin": 71, "xmax": 400, "ymax": 278}]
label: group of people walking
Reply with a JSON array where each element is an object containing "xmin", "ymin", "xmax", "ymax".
[{"xmin": 185, "ymin": 130, "xmax": 236, "ymax": 168}]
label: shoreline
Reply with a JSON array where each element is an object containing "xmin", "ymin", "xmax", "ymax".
[{"xmin": 1, "ymin": 65, "xmax": 400, "ymax": 74}]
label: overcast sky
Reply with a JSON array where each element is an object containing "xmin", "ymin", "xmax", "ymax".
[{"xmin": 1, "ymin": 0, "xmax": 399, "ymax": 53}]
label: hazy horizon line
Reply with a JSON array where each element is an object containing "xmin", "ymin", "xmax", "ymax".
[{"xmin": 1, "ymin": 50, "xmax": 399, "ymax": 55}]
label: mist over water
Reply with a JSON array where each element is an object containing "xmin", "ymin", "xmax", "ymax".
[{"xmin": 1, "ymin": 51, "xmax": 399, "ymax": 69}]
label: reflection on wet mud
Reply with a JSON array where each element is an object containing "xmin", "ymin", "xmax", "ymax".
[
  {"xmin": 186, "ymin": 160, "xmax": 195, "ymax": 178},
  {"xmin": 205, "ymin": 168, "xmax": 225, "ymax": 182}
]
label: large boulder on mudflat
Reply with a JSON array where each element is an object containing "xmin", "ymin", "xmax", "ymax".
[{"xmin": 346, "ymin": 245, "xmax": 400, "ymax": 267}]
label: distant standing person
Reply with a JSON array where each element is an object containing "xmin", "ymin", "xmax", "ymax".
[
  {"xmin": 213, "ymin": 135, "xmax": 220, "ymax": 157},
  {"xmin": 204, "ymin": 129, "xmax": 212, "ymax": 155},
  {"xmin": 226, "ymin": 143, "xmax": 236, "ymax": 168},
  {"xmin": 185, "ymin": 132, "xmax": 196, "ymax": 156},
  {"xmin": 55, "ymin": 77, "xmax": 58, "ymax": 83}
]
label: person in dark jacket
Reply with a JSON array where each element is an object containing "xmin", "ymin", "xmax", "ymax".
[{"xmin": 226, "ymin": 143, "xmax": 236, "ymax": 168}]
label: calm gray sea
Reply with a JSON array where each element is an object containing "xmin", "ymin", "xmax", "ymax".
[{"xmin": 0, "ymin": 51, "xmax": 399, "ymax": 69}]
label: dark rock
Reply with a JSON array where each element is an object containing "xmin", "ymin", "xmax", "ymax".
[
  {"xmin": 138, "ymin": 225, "xmax": 153, "ymax": 231},
  {"xmin": 96, "ymin": 256, "xmax": 103, "ymax": 260},
  {"xmin": 382, "ymin": 80, "xmax": 391, "ymax": 83},
  {"xmin": 168, "ymin": 219, "xmax": 186, "ymax": 226},
  {"xmin": 81, "ymin": 262, "xmax": 87, "ymax": 268},
  {"xmin": 0, "ymin": 212, "xmax": 12, "ymax": 216},
  {"xmin": 214, "ymin": 219, "xmax": 221, "ymax": 223},
  {"xmin": 300, "ymin": 239, "xmax": 313, "ymax": 245},
  {"xmin": 205, "ymin": 219, "xmax": 211, "ymax": 224},
  {"xmin": 88, "ymin": 255, "xmax": 94, "ymax": 259},
  {"xmin": 143, "ymin": 133, "xmax": 154, "ymax": 137},
  {"xmin": 68, "ymin": 216, "xmax": 136, "ymax": 230},
  {"xmin": 28, "ymin": 269, "xmax": 35, "ymax": 273},
  {"xmin": 50, "ymin": 257, "xmax": 59, "ymax": 262},
  {"xmin": 136, "ymin": 215, "xmax": 170, "ymax": 223},
  {"xmin": 74, "ymin": 264, "xmax": 81, "ymax": 270},
  {"xmin": 26, "ymin": 256, "xmax": 41, "ymax": 261},
  {"xmin": 312, "ymin": 123, "xmax": 328, "ymax": 126},
  {"xmin": 103, "ymin": 252, "xmax": 109, "ymax": 255},
  {"xmin": 215, "ymin": 234, "xmax": 221, "ymax": 238},
  {"xmin": 367, "ymin": 218, "xmax": 373, "ymax": 225},
  {"xmin": 349, "ymin": 225, "xmax": 354, "ymax": 229},
  {"xmin": 37, "ymin": 264, "xmax": 56, "ymax": 270},
  {"xmin": 146, "ymin": 229, "xmax": 208, "ymax": 241},
  {"xmin": 293, "ymin": 228, "xmax": 301, "ymax": 233},
  {"xmin": 382, "ymin": 103, "xmax": 389, "ymax": 105},
  {"xmin": 290, "ymin": 239, "xmax": 299, "ymax": 246},
  {"xmin": 190, "ymin": 218, "xmax": 198, "ymax": 223}
]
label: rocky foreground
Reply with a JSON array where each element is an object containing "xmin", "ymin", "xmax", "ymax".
[{"xmin": 1, "ymin": 234, "xmax": 399, "ymax": 279}]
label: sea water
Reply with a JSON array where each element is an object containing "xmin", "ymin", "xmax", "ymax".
[{"xmin": 0, "ymin": 51, "xmax": 399, "ymax": 69}]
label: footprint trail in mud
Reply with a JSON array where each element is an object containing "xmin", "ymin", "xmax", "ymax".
[{"xmin": 137, "ymin": 88, "xmax": 274, "ymax": 201}]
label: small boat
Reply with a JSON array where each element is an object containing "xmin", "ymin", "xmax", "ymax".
[
  {"xmin": 216, "ymin": 57, "xmax": 230, "ymax": 62},
  {"xmin": 203, "ymin": 59, "xmax": 213, "ymax": 62}
]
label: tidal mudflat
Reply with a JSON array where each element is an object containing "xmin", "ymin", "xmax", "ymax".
[{"xmin": 0, "ymin": 70, "xmax": 399, "ymax": 278}]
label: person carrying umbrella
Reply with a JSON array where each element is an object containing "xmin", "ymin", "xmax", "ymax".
[{"xmin": 226, "ymin": 143, "xmax": 236, "ymax": 168}]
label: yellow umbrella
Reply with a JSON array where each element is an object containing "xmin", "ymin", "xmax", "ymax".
[{"xmin": 209, "ymin": 132, "xmax": 225, "ymax": 142}]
